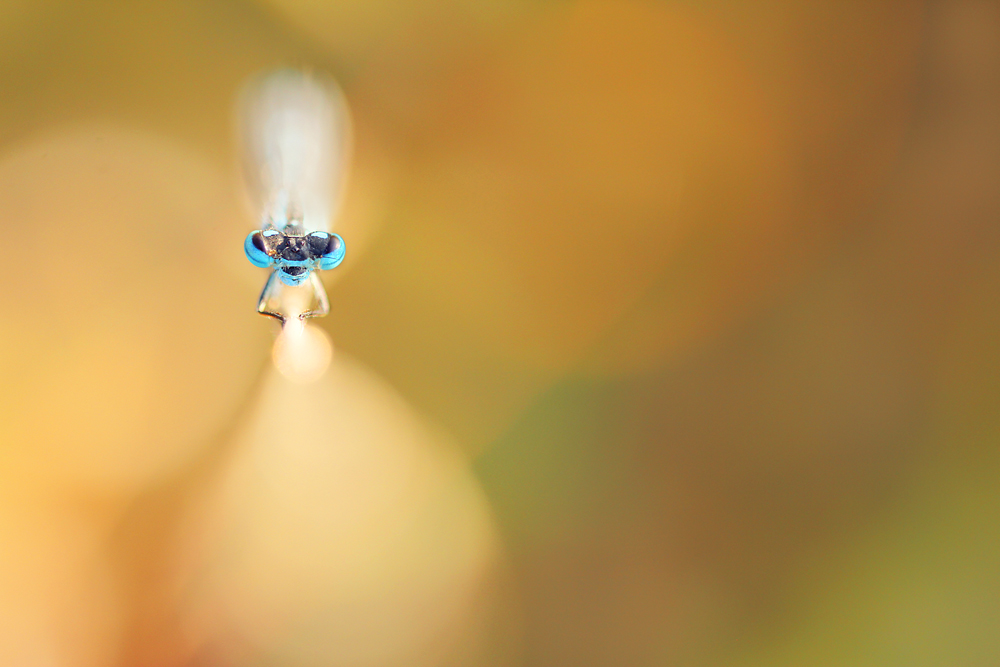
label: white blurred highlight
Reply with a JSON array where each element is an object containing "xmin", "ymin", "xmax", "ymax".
[
  {"xmin": 272, "ymin": 320, "xmax": 333, "ymax": 382},
  {"xmin": 173, "ymin": 354, "xmax": 514, "ymax": 667},
  {"xmin": 240, "ymin": 69, "xmax": 351, "ymax": 232}
]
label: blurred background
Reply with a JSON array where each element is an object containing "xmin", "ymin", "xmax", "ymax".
[{"xmin": 1, "ymin": 0, "xmax": 999, "ymax": 665}]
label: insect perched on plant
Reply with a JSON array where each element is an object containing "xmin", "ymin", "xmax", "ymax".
[{"xmin": 239, "ymin": 69, "xmax": 350, "ymax": 323}]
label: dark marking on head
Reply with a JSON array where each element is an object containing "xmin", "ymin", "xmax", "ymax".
[
  {"xmin": 277, "ymin": 235, "xmax": 308, "ymax": 262},
  {"xmin": 307, "ymin": 232, "xmax": 331, "ymax": 257},
  {"xmin": 251, "ymin": 231, "xmax": 266, "ymax": 253},
  {"xmin": 327, "ymin": 235, "xmax": 341, "ymax": 255}
]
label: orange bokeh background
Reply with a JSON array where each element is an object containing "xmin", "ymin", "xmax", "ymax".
[{"xmin": 3, "ymin": 1, "xmax": 1000, "ymax": 665}]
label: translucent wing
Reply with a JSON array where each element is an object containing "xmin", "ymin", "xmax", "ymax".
[{"xmin": 239, "ymin": 69, "xmax": 350, "ymax": 233}]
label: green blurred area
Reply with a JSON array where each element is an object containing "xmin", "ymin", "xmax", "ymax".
[{"xmin": 3, "ymin": 0, "xmax": 1000, "ymax": 665}]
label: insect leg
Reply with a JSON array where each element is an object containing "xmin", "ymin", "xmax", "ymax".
[
  {"xmin": 298, "ymin": 271, "xmax": 330, "ymax": 321},
  {"xmin": 256, "ymin": 269, "xmax": 286, "ymax": 324}
]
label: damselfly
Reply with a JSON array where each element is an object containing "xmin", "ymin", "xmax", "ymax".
[{"xmin": 240, "ymin": 70, "xmax": 350, "ymax": 323}]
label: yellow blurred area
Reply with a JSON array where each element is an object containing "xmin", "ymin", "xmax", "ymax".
[
  {"xmin": 4, "ymin": 0, "xmax": 1000, "ymax": 665},
  {"xmin": 156, "ymin": 359, "xmax": 504, "ymax": 667},
  {"xmin": 0, "ymin": 124, "xmax": 266, "ymax": 491}
]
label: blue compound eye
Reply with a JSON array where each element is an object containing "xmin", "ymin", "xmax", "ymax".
[
  {"xmin": 318, "ymin": 233, "xmax": 345, "ymax": 270},
  {"xmin": 244, "ymin": 231, "xmax": 272, "ymax": 268},
  {"xmin": 278, "ymin": 265, "xmax": 310, "ymax": 286}
]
